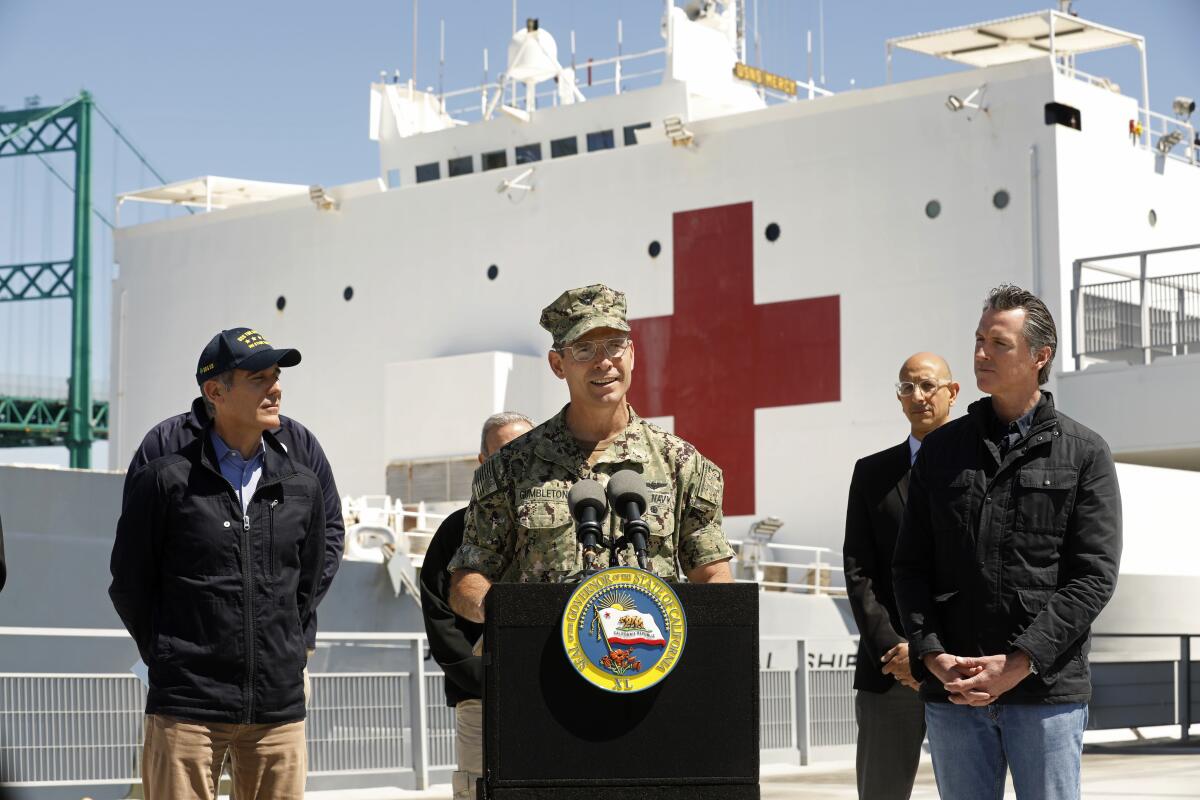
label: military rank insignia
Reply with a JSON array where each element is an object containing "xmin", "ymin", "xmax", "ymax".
[{"xmin": 561, "ymin": 567, "xmax": 686, "ymax": 693}]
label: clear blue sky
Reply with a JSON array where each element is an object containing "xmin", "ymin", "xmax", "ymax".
[{"xmin": 0, "ymin": 0, "xmax": 1197, "ymax": 466}]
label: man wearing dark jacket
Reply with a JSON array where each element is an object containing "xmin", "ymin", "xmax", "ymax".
[
  {"xmin": 421, "ymin": 411, "xmax": 532, "ymax": 800},
  {"xmin": 123, "ymin": 395, "xmax": 343, "ymax": 656},
  {"xmin": 844, "ymin": 352, "xmax": 958, "ymax": 800},
  {"xmin": 894, "ymin": 286, "xmax": 1121, "ymax": 800},
  {"xmin": 111, "ymin": 328, "xmax": 326, "ymax": 799}
]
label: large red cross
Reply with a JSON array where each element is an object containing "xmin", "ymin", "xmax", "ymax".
[{"xmin": 627, "ymin": 202, "xmax": 840, "ymax": 516}]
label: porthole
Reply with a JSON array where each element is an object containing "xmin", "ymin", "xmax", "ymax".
[
  {"xmin": 925, "ymin": 200, "xmax": 941, "ymax": 219},
  {"xmin": 487, "ymin": 265, "xmax": 499, "ymax": 281},
  {"xmin": 1148, "ymin": 209, "xmax": 1158, "ymax": 227},
  {"xmin": 993, "ymin": 190, "xmax": 1010, "ymax": 209},
  {"xmin": 343, "ymin": 286, "xmax": 354, "ymax": 301},
  {"xmin": 648, "ymin": 240, "xmax": 662, "ymax": 258},
  {"xmin": 275, "ymin": 295, "xmax": 286, "ymax": 311},
  {"xmin": 765, "ymin": 222, "xmax": 781, "ymax": 242}
]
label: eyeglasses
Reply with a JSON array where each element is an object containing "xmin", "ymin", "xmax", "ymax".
[
  {"xmin": 560, "ymin": 337, "xmax": 632, "ymax": 362},
  {"xmin": 896, "ymin": 379, "xmax": 950, "ymax": 397}
]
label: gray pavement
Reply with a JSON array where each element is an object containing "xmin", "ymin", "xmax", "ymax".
[
  {"xmin": 761, "ymin": 750, "xmax": 1200, "ymax": 799},
  {"xmin": 301, "ymin": 746, "xmax": 1200, "ymax": 799}
]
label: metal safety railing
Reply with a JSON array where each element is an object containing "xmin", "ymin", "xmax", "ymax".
[
  {"xmin": 0, "ymin": 628, "xmax": 861, "ymax": 787},
  {"xmin": 1072, "ymin": 244, "xmax": 1200, "ymax": 368},
  {"xmin": 0, "ymin": 674, "xmax": 146, "ymax": 786},
  {"xmin": 307, "ymin": 673, "xmax": 410, "ymax": 776},
  {"xmin": 424, "ymin": 673, "xmax": 458, "ymax": 769}
]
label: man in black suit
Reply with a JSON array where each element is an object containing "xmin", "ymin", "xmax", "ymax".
[{"xmin": 843, "ymin": 352, "xmax": 958, "ymax": 800}]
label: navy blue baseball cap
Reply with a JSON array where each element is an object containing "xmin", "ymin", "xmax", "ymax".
[{"xmin": 196, "ymin": 327, "xmax": 301, "ymax": 385}]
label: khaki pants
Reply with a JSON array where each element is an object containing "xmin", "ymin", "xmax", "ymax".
[
  {"xmin": 452, "ymin": 699, "xmax": 483, "ymax": 800},
  {"xmin": 142, "ymin": 714, "xmax": 306, "ymax": 799}
]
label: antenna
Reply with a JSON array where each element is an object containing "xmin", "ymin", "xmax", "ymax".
[
  {"xmin": 736, "ymin": 0, "xmax": 747, "ymax": 62},
  {"xmin": 438, "ymin": 18, "xmax": 445, "ymax": 100},
  {"xmin": 818, "ymin": 0, "xmax": 825, "ymax": 85},
  {"xmin": 754, "ymin": 0, "xmax": 761, "ymax": 67},
  {"xmin": 807, "ymin": 30, "xmax": 813, "ymax": 97},
  {"xmin": 411, "ymin": 0, "xmax": 418, "ymax": 85}
]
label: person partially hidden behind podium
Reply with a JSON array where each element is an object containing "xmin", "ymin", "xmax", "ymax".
[
  {"xmin": 421, "ymin": 411, "xmax": 533, "ymax": 800},
  {"xmin": 843, "ymin": 353, "xmax": 958, "ymax": 800},
  {"xmin": 447, "ymin": 283, "xmax": 735, "ymax": 625}
]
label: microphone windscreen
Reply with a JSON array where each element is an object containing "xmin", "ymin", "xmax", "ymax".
[
  {"xmin": 568, "ymin": 479, "xmax": 607, "ymax": 519},
  {"xmin": 605, "ymin": 469, "xmax": 649, "ymax": 514}
]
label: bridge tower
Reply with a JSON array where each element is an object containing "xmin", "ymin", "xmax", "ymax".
[{"xmin": 0, "ymin": 92, "xmax": 106, "ymax": 467}]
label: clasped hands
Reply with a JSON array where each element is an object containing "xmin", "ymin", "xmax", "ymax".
[{"xmin": 919, "ymin": 650, "xmax": 1033, "ymax": 705}]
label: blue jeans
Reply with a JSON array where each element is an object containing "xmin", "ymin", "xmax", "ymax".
[{"xmin": 925, "ymin": 701, "xmax": 1087, "ymax": 800}]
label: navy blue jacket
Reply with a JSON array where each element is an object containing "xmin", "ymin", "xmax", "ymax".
[
  {"xmin": 123, "ymin": 398, "xmax": 344, "ymax": 648},
  {"xmin": 112, "ymin": 432, "xmax": 325, "ymax": 723}
]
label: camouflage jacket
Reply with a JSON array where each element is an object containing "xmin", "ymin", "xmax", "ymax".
[{"xmin": 447, "ymin": 405, "xmax": 733, "ymax": 582}]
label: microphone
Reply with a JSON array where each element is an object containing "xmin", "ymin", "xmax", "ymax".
[
  {"xmin": 606, "ymin": 470, "xmax": 651, "ymax": 571},
  {"xmin": 568, "ymin": 479, "xmax": 607, "ymax": 574}
]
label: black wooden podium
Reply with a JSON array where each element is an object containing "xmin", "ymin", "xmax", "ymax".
[{"xmin": 481, "ymin": 582, "xmax": 760, "ymax": 799}]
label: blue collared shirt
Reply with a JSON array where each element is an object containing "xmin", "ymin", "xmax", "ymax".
[
  {"xmin": 994, "ymin": 397, "xmax": 1041, "ymax": 456},
  {"xmin": 210, "ymin": 430, "xmax": 265, "ymax": 513},
  {"xmin": 907, "ymin": 434, "xmax": 922, "ymax": 466}
]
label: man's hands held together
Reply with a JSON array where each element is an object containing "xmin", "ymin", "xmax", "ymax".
[
  {"xmin": 919, "ymin": 650, "xmax": 1034, "ymax": 705},
  {"xmin": 880, "ymin": 643, "xmax": 921, "ymax": 691}
]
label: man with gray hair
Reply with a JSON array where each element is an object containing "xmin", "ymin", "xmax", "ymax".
[
  {"xmin": 894, "ymin": 284, "xmax": 1122, "ymax": 799},
  {"xmin": 419, "ymin": 411, "xmax": 533, "ymax": 800}
]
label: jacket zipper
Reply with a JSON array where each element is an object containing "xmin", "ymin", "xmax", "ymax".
[
  {"xmin": 242, "ymin": 513, "xmax": 255, "ymax": 723},
  {"xmin": 268, "ymin": 500, "xmax": 279, "ymax": 578},
  {"xmin": 199, "ymin": 445, "xmax": 295, "ymax": 724}
]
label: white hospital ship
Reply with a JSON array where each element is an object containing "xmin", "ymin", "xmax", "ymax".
[{"xmin": 2, "ymin": 4, "xmax": 1198, "ymax": 796}]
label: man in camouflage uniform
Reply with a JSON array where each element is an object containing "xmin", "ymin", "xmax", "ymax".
[{"xmin": 448, "ymin": 284, "xmax": 734, "ymax": 622}]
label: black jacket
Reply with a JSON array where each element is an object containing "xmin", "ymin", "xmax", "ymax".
[
  {"xmin": 894, "ymin": 393, "xmax": 1122, "ymax": 704},
  {"xmin": 419, "ymin": 508, "xmax": 483, "ymax": 706},
  {"xmin": 123, "ymin": 397, "xmax": 343, "ymax": 648},
  {"xmin": 843, "ymin": 440, "xmax": 911, "ymax": 693},
  {"xmin": 110, "ymin": 431, "xmax": 326, "ymax": 723}
]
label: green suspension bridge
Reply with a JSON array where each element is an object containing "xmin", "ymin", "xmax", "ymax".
[{"xmin": 0, "ymin": 91, "xmax": 177, "ymax": 467}]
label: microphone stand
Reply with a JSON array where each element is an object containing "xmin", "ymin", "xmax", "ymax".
[{"xmin": 616, "ymin": 500, "xmax": 650, "ymax": 571}]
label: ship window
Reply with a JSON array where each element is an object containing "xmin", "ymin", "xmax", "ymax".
[
  {"xmin": 386, "ymin": 168, "xmax": 401, "ymax": 188},
  {"xmin": 993, "ymin": 190, "xmax": 1010, "ymax": 210},
  {"xmin": 624, "ymin": 122, "xmax": 651, "ymax": 146},
  {"xmin": 550, "ymin": 136, "xmax": 578, "ymax": 158},
  {"xmin": 276, "ymin": 295, "xmax": 287, "ymax": 311},
  {"xmin": 448, "ymin": 156, "xmax": 474, "ymax": 177},
  {"xmin": 765, "ymin": 223, "xmax": 781, "ymax": 242},
  {"xmin": 487, "ymin": 265, "xmax": 499, "ymax": 280},
  {"xmin": 925, "ymin": 200, "xmax": 941, "ymax": 219},
  {"xmin": 587, "ymin": 129, "xmax": 615, "ymax": 152},
  {"xmin": 416, "ymin": 162, "xmax": 441, "ymax": 183},
  {"xmin": 482, "ymin": 150, "xmax": 508, "ymax": 171},
  {"xmin": 515, "ymin": 143, "xmax": 542, "ymax": 164},
  {"xmin": 648, "ymin": 240, "xmax": 662, "ymax": 258}
]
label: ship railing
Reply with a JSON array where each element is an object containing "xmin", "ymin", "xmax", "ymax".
[
  {"xmin": 1056, "ymin": 62, "xmax": 1122, "ymax": 94},
  {"xmin": 1055, "ymin": 61, "xmax": 1197, "ymax": 167},
  {"xmin": 0, "ymin": 627, "xmax": 855, "ymax": 785},
  {"xmin": 1071, "ymin": 244, "xmax": 1200, "ymax": 368},
  {"xmin": 728, "ymin": 539, "xmax": 846, "ymax": 597},
  {"xmin": 438, "ymin": 46, "xmax": 669, "ymax": 120},
  {"xmin": 437, "ymin": 44, "xmax": 830, "ymax": 121},
  {"xmin": 1, "ymin": 628, "xmax": 1196, "ymax": 787}
]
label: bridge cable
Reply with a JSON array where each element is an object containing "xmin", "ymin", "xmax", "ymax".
[{"xmin": 92, "ymin": 100, "xmax": 194, "ymax": 215}]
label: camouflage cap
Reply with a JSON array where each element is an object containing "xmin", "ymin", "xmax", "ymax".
[{"xmin": 539, "ymin": 284, "xmax": 631, "ymax": 346}]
